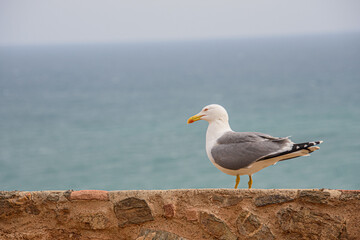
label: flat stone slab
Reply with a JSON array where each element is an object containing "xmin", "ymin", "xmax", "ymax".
[{"xmin": 70, "ymin": 190, "xmax": 109, "ymax": 201}]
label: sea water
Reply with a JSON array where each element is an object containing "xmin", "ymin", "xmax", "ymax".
[{"xmin": 1, "ymin": 33, "xmax": 359, "ymax": 190}]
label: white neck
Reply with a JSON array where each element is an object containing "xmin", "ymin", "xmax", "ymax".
[{"xmin": 206, "ymin": 119, "xmax": 232, "ymax": 148}]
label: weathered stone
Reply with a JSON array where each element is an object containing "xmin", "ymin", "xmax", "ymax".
[
  {"xmin": 25, "ymin": 204, "xmax": 40, "ymax": 215},
  {"xmin": 254, "ymin": 194, "xmax": 294, "ymax": 207},
  {"xmin": 55, "ymin": 208, "xmax": 70, "ymax": 224},
  {"xmin": 63, "ymin": 190, "xmax": 73, "ymax": 201},
  {"xmin": 114, "ymin": 197, "xmax": 154, "ymax": 227},
  {"xmin": 339, "ymin": 190, "xmax": 360, "ymax": 201},
  {"xmin": 163, "ymin": 204, "xmax": 175, "ymax": 218},
  {"xmin": 237, "ymin": 208, "xmax": 249, "ymax": 222},
  {"xmin": 185, "ymin": 208, "xmax": 198, "ymax": 221},
  {"xmin": 137, "ymin": 229, "xmax": 187, "ymax": 240},
  {"xmin": 237, "ymin": 209, "xmax": 274, "ymax": 240},
  {"xmin": 250, "ymin": 225, "xmax": 275, "ymax": 240},
  {"xmin": 237, "ymin": 210, "xmax": 261, "ymax": 235},
  {"xmin": 0, "ymin": 195, "xmax": 35, "ymax": 218},
  {"xmin": 46, "ymin": 192, "xmax": 60, "ymax": 202},
  {"xmin": 199, "ymin": 212, "xmax": 237, "ymax": 240},
  {"xmin": 9, "ymin": 193, "xmax": 32, "ymax": 205},
  {"xmin": 276, "ymin": 206, "xmax": 348, "ymax": 239},
  {"xmin": 76, "ymin": 213, "xmax": 109, "ymax": 230},
  {"xmin": 0, "ymin": 191, "xmax": 19, "ymax": 200},
  {"xmin": 70, "ymin": 190, "xmax": 109, "ymax": 201},
  {"xmin": 0, "ymin": 199, "xmax": 19, "ymax": 217},
  {"xmin": 0, "ymin": 231, "xmax": 46, "ymax": 240},
  {"xmin": 243, "ymin": 213, "xmax": 261, "ymax": 233},
  {"xmin": 137, "ymin": 232, "xmax": 157, "ymax": 240},
  {"xmin": 212, "ymin": 194, "xmax": 242, "ymax": 207},
  {"xmin": 298, "ymin": 190, "xmax": 330, "ymax": 204},
  {"xmin": 48, "ymin": 229, "xmax": 81, "ymax": 240}
]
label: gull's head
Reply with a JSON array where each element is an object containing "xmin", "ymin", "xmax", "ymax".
[{"xmin": 187, "ymin": 104, "xmax": 229, "ymax": 124}]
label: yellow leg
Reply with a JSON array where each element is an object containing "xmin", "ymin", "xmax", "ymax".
[
  {"xmin": 248, "ymin": 175, "xmax": 253, "ymax": 189},
  {"xmin": 234, "ymin": 175, "xmax": 240, "ymax": 189}
]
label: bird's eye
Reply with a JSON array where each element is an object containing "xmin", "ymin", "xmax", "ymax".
[{"xmin": 204, "ymin": 108, "xmax": 209, "ymax": 111}]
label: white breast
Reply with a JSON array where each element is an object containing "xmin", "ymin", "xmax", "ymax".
[{"xmin": 205, "ymin": 120, "xmax": 232, "ymax": 169}]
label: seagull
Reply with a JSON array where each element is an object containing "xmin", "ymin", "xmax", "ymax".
[{"xmin": 187, "ymin": 104, "xmax": 322, "ymax": 189}]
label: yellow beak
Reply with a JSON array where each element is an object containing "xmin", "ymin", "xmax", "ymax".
[{"xmin": 187, "ymin": 114, "xmax": 203, "ymax": 124}]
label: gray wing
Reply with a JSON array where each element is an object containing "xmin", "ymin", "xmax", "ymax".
[{"xmin": 211, "ymin": 131, "xmax": 292, "ymax": 170}]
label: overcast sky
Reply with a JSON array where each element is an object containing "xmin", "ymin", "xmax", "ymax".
[{"xmin": 1, "ymin": 0, "xmax": 360, "ymax": 46}]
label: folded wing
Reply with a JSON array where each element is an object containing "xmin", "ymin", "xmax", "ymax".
[{"xmin": 211, "ymin": 131, "xmax": 293, "ymax": 170}]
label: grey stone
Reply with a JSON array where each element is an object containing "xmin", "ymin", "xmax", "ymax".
[
  {"xmin": 339, "ymin": 190, "xmax": 360, "ymax": 201},
  {"xmin": 244, "ymin": 213, "xmax": 261, "ymax": 233},
  {"xmin": 63, "ymin": 190, "xmax": 73, "ymax": 201},
  {"xmin": 46, "ymin": 192, "xmax": 60, "ymax": 202},
  {"xmin": 212, "ymin": 194, "xmax": 242, "ymax": 207},
  {"xmin": 254, "ymin": 194, "xmax": 294, "ymax": 207},
  {"xmin": 0, "ymin": 191, "xmax": 19, "ymax": 200},
  {"xmin": 199, "ymin": 212, "xmax": 237, "ymax": 240},
  {"xmin": 249, "ymin": 225, "xmax": 275, "ymax": 240},
  {"xmin": 237, "ymin": 209, "xmax": 274, "ymax": 240},
  {"xmin": 137, "ymin": 229, "xmax": 187, "ymax": 240},
  {"xmin": 298, "ymin": 190, "xmax": 330, "ymax": 204},
  {"xmin": 237, "ymin": 210, "xmax": 261, "ymax": 235},
  {"xmin": 276, "ymin": 206, "xmax": 348, "ymax": 240},
  {"xmin": 114, "ymin": 197, "xmax": 154, "ymax": 227}
]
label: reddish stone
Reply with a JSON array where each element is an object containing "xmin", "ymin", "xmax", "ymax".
[
  {"xmin": 163, "ymin": 204, "xmax": 175, "ymax": 218},
  {"xmin": 186, "ymin": 209, "xmax": 198, "ymax": 221},
  {"xmin": 70, "ymin": 190, "xmax": 109, "ymax": 201}
]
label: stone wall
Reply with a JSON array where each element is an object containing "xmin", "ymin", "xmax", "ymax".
[{"xmin": 0, "ymin": 189, "xmax": 359, "ymax": 239}]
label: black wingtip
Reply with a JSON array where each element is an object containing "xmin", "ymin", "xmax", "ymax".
[
  {"xmin": 258, "ymin": 140, "xmax": 323, "ymax": 162},
  {"xmin": 292, "ymin": 140, "xmax": 323, "ymax": 151}
]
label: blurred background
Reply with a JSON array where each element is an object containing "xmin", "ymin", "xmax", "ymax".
[{"xmin": 1, "ymin": 0, "xmax": 359, "ymax": 191}]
